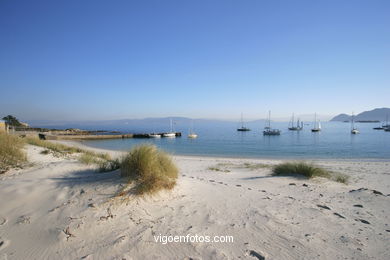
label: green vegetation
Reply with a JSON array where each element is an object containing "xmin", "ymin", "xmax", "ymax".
[
  {"xmin": 121, "ymin": 144, "xmax": 178, "ymax": 194},
  {"xmin": 0, "ymin": 132, "xmax": 26, "ymax": 173},
  {"xmin": 272, "ymin": 161, "xmax": 348, "ymax": 183},
  {"xmin": 208, "ymin": 166, "xmax": 230, "ymax": 173},
  {"xmin": 241, "ymin": 162, "xmax": 270, "ymax": 170},
  {"xmin": 2, "ymin": 115, "xmax": 23, "ymax": 127},
  {"xmin": 26, "ymin": 136, "xmax": 118, "ymax": 172},
  {"xmin": 207, "ymin": 162, "xmax": 270, "ymax": 173}
]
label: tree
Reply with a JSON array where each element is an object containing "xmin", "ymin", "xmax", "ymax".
[{"xmin": 2, "ymin": 115, "xmax": 22, "ymax": 127}]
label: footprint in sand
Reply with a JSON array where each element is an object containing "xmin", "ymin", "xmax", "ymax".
[
  {"xmin": 0, "ymin": 217, "xmax": 6, "ymax": 226},
  {"xmin": 113, "ymin": 235, "xmax": 127, "ymax": 246},
  {"xmin": 17, "ymin": 215, "xmax": 31, "ymax": 224},
  {"xmin": 246, "ymin": 249, "xmax": 265, "ymax": 260},
  {"xmin": 236, "ymin": 184, "xmax": 242, "ymax": 187},
  {"xmin": 0, "ymin": 239, "xmax": 10, "ymax": 251}
]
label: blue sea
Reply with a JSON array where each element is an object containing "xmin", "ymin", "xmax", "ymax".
[{"xmin": 77, "ymin": 122, "xmax": 390, "ymax": 159}]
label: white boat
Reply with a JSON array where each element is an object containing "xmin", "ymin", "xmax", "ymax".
[
  {"xmin": 149, "ymin": 133, "xmax": 161, "ymax": 138},
  {"xmin": 188, "ymin": 120, "xmax": 198, "ymax": 138},
  {"xmin": 162, "ymin": 133, "xmax": 176, "ymax": 138},
  {"xmin": 351, "ymin": 112, "xmax": 359, "ymax": 134},
  {"xmin": 263, "ymin": 111, "xmax": 281, "ymax": 135},
  {"xmin": 188, "ymin": 133, "xmax": 198, "ymax": 138},
  {"xmin": 311, "ymin": 113, "xmax": 321, "ymax": 132},
  {"xmin": 163, "ymin": 118, "xmax": 176, "ymax": 138}
]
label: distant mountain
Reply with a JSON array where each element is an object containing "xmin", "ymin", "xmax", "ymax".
[
  {"xmin": 330, "ymin": 113, "xmax": 351, "ymax": 122},
  {"xmin": 330, "ymin": 108, "xmax": 390, "ymax": 122}
]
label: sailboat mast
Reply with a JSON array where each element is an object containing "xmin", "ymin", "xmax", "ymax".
[
  {"xmin": 268, "ymin": 111, "xmax": 271, "ymax": 129},
  {"xmin": 241, "ymin": 113, "xmax": 244, "ymax": 128}
]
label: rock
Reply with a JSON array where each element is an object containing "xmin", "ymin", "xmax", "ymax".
[
  {"xmin": 302, "ymin": 184, "xmax": 308, "ymax": 187},
  {"xmin": 289, "ymin": 183, "xmax": 296, "ymax": 186},
  {"xmin": 353, "ymin": 204, "xmax": 363, "ymax": 208}
]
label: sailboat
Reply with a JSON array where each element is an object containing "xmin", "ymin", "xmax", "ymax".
[
  {"xmin": 374, "ymin": 114, "xmax": 389, "ymax": 130},
  {"xmin": 263, "ymin": 111, "xmax": 281, "ymax": 135},
  {"xmin": 149, "ymin": 133, "xmax": 161, "ymax": 138},
  {"xmin": 188, "ymin": 120, "xmax": 198, "ymax": 138},
  {"xmin": 311, "ymin": 113, "xmax": 321, "ymax": 132},
  {"xmin": 351, "ymin": 112, "xmax": 359, "ymax": 134},
  {"xmin": 237, "ymin": 113, "xmax": 251, "ymax": 131},
  {"xmin": 162, "ymin": 118, "xmax": 176, "ymax": 137},
  {"xmin": 288, "ymin": 113, "xmax": 303, "ymax": 131}
]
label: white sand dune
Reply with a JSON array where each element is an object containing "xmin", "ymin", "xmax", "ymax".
[{"xmin": 0, "ymin": 144, "xmax": 389, "ymax": 259}]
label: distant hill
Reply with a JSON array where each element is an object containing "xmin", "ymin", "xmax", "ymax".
[{"xmin": 330, "ymin": 108, "xmax": 390, "ymax": 122}]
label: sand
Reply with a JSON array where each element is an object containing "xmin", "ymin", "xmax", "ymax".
[{"xmin": 0, "ymin": 143, "xmax": 389, "ymax": 260}]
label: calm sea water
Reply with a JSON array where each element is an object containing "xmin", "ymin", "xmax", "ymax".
[{"xmin": 78, "ymin": 122, "xmax": 390, "ymax": 159}]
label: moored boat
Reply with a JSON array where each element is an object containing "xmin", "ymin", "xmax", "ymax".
[
  {"xmin": 263, "ymin": 111, "xmax": 281, "ymax": 135},
  {"xmin": 351, "ymin": 112, "xmax": 359, "ymax": 134},
  {"xmin": 311, "ymin": 113, "xmax": 321, "ymax": 132},
  {"xmin": 237, "ymin": 113, "xmax": 251, "ymax": 131}
]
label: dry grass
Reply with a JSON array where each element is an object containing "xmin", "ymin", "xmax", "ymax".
[
  {"xmin": 26, "ymin": 137, "xmax": 118, "ymax": 172},
  {"xmin": 241, "ymin": 162, "xmax": 270, "ymax": 170},
  {"xmin": 0, "ymin": 132, "xmax": 26, "ymax": 173},
  {"xmin": 208, "ymin": 166, "xmax": 231, "ymax": 173},
  {"xmin": 26, "ymin": 137, "xmax": 83, "ymax": 155},
  {"xmin": 272, "ymin": 161, "xmax": 348, "ymax": 183},
  {"xmin": 121, "ymin": 144, "xmax": 178, "ymax": 194}
]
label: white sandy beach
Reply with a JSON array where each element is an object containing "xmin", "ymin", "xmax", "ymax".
[{"xmin": 0, "ymin": 142, "xmax": 389, "ymax": 260}]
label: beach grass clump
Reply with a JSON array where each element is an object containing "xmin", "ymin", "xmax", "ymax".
[
  {"xmin": 241, "ymin": 162, "xmax": 270, "ymax": 170},
  {"xmin": 272, "ymin": 162, "xmax": 331, "ymax": 178},
  {"xmin": 331, "ymin": 172, "xmax": 349, "ymax": 184},
  {"xmin": 98, "ymin": 158, "xmax": 121, "ymax": 173},
  {"xmin": 272, "ymin": 161, "xmax": 348, "ymax": 183},
  {"xmin": 208, "ymin": 166, "xmax": 231, "ymax": 173},
  {"xmin": 79, "ymin": 153, "xmax": 102, "ymax": 165},
  {"xmin": 121, "ymin": 144, "xmax": 178, "ymax": 194},
  {"xmin": 0, "ymin": 132, "xmax": 26, "ymax": 173}
]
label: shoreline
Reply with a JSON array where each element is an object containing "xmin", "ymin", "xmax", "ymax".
[{"xmin": 57, "ymin": 139, "xmax": 390, "ymax": 163}]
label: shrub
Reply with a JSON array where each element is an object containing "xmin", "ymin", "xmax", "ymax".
[
  {"xmin": 0, "ymin": 132, "xmax": 26, "ymax": 173},
  {"xmin": 79, "ymin": 153, "xmax": 101, "ymax": 165},
  {"xmin": 272, "ymin": 162, "xmax": 331, "ymax": 178},
  {"xmin": 121, "ymin": 144, "xmax": 178, "ymax": 194},
  {"xmin": 272, "ymin": 161, "xmax": 348, "ymax": 183},
  {"xmin": 98, "ymin": 158, "xmax": 121, "ymax": 173}
]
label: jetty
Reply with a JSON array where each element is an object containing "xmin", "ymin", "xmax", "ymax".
[{"xmin": 39, "ymin": 132, "xmax": 182, "ymax": 140}]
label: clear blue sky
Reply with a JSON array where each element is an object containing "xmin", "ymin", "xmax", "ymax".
[{"xmin": 1, "ymin": 0, "xmax": 389, "ymax": 121}]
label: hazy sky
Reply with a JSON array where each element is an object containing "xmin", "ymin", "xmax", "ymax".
[{"xmin": 1, "ymin": 0, "xmax": 389, "ymax": 121}]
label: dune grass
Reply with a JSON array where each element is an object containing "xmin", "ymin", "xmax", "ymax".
[
  {"xmin": 121, "ymin": 144, "xmax": 178, "ymax": 195},
  {"xmin": 26, "ymin": 136, "xmax": 118, "ymax": 172},
  {"xmin": 0, "ymin": 132, "xmax": 26, "ymax": 173},
  {"xmin": 272, "ymin": 161, "xmax": 348, "ymax": 183}
]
